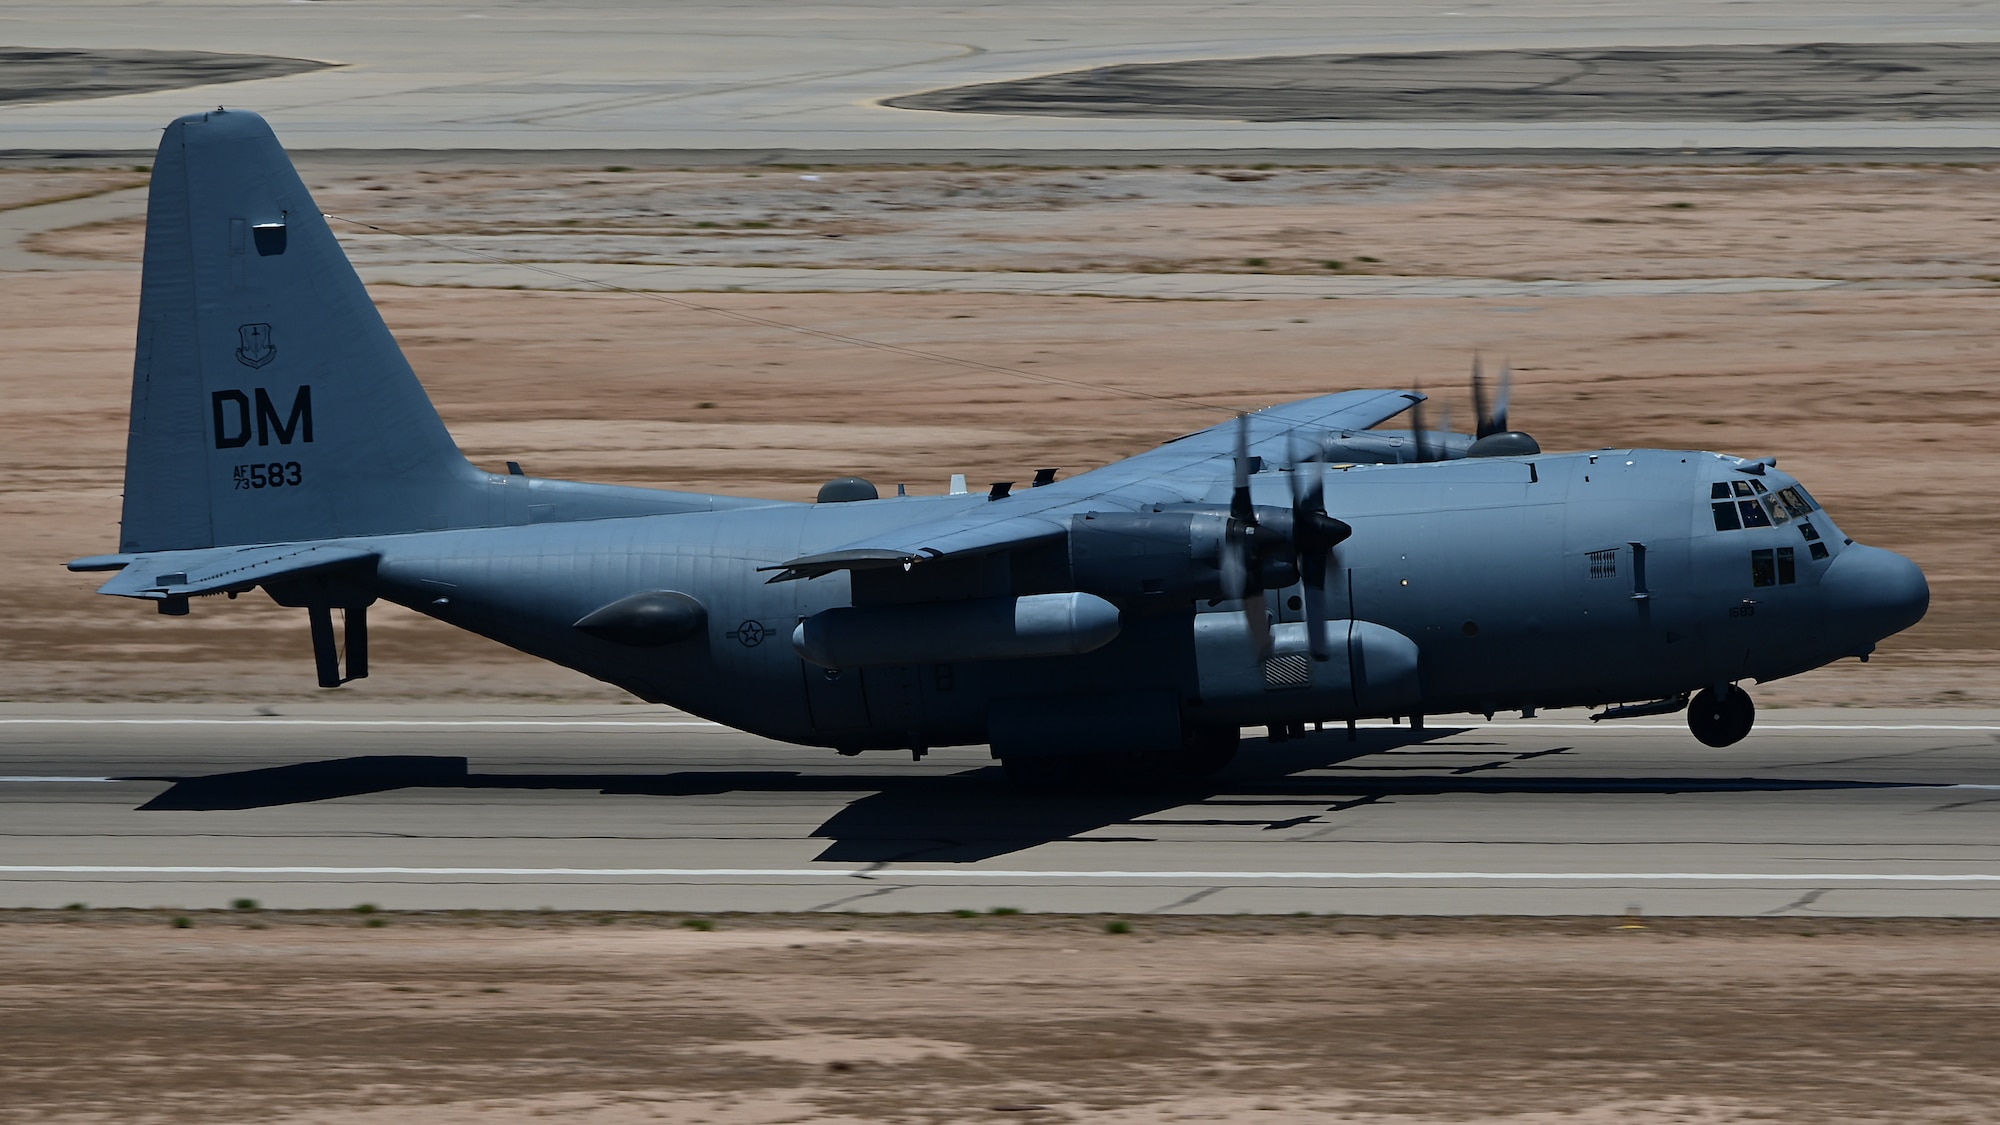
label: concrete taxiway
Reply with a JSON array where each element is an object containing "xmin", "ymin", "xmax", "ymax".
[
  {"xmin": 2, "ymin": 704, "xmax": 1995, "ymax": 916},
  {"xmin": 5, "ymin": 1, "xmax": 2000, "ymax": 155}
]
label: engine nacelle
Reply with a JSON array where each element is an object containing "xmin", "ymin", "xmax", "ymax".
[
  {"xmin": 1188, "ymin": 614, "xmax": 1423, "ymax": 724},
  {"xmin": 1068, "ymin": 509, "xmax": 1299, "ymax": 603}
]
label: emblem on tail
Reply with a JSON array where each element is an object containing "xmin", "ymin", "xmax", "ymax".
[{"xmin": 235, "ymin": 322, "xmax": 277, "ymax": 368}]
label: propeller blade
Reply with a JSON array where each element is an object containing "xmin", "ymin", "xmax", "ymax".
[
  {"xmin": 1472, "ymin": 353, "xmax": 1494, "ymax": 438},
  {"xmin": 1301, "ymin": 548, "xmax": 1331, "ymax": 661},
  {"xmin": 1287, "ymin": 430, "xmax": 1344, "ymax": 661},
  {"xmin": 1408, "ymin": 388, "xmax": 1430, "ymax": 463},
  {"xmin": 1230, "ymin": 413, "xmax": 1256, "ymax": 525},
  {"xmin": 1244, "ymin": 589, "xmax": 1272, "ymax": 658},
  {"xmin": 1219, "ymin": 532, "xmax": 1248, "ymax": 602},
  {"xmin": 1493, "ymin": 358, "xmax": 1512, "ymax": 436}
]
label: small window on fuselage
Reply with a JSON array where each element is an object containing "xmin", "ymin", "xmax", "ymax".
[
  {"xmin": 1750, "ymin": 547, "xmax": 1798, "ymax": 587},
  {"xmin": 1751, "ymin": 548, "xmax": 1776, "ymax": 587}
]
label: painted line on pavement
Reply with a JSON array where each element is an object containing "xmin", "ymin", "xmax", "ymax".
[
  {"xmin": 0, "ymin": 718, "xmax": 1996, "ymax": 733},
  {"xmin": 0, "ymin": 776, "xmax": 114, "ymax": 783},
  {"xmin": 0, "ymin": 718, "xmax": 722, "ymax": 728},
  {"xmin": 2, "ymin": 866, "xmax": 1996, "ymax": 882}
]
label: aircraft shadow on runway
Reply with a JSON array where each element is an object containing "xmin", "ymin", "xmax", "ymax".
[{"xmin": 126, "ymin": 728, "xmax": 1930, "ymax": 863}]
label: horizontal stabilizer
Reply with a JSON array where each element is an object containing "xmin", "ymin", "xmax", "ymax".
[{"xmin": 82, "ymin": 543, "xmax": 376, "ymax": 600}]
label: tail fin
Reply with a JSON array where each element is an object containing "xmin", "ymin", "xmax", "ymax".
[{"xmin": 121, "ymin": 108, "xmax": 485, "ymax": 552}]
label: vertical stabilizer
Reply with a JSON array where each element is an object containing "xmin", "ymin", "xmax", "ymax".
[{"xmin": 121, "ymin": 108, "xmax": 484, "ymax": 552}]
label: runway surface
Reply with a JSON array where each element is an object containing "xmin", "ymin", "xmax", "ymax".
[
  {"xmin": 3, "ymin": 704, "xmax": 1996, "ymax": 916},
  {"xmin": 4, "ymin": 2, "xmax": 2000, "ymax": 155}
]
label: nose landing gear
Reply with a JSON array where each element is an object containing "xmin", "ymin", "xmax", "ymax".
[{"xmin": 1687, "ymin": 684, "xmax": 1755, "ymax": 747}]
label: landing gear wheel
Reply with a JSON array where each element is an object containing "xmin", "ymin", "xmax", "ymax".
[{"xmin": 1687, "ymin": 685, "xmax": 1755, "ymax": 747}]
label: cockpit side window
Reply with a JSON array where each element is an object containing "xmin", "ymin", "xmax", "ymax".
[
  {"xmin": 1713, "ymin": 500, "xmax": 1742, "ymax": 531},
  {"xmin": 1711, "ymin": 482, "xmax": 1732, "ymax": 500},
  {"xmin": 1738, "ymin": 498, "xmax": 1772, "ymax": 528},
  {"xmin": 1731, "ymin": 480, "xmax": 1755, "ymax": 498}
]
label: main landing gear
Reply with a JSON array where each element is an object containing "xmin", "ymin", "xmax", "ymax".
[{"xmin": 1687, "ymin": 684, "xmax": 1755, "ymax": 747}]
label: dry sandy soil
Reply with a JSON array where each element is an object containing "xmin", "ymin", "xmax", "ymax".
[
  {"xmin": 1, "ymin": 163, "xmax": 1995, "ymax": 704},
  {"xmin": 3, "ymin": 912, "xmax": 1998, "ymax": 1125}
]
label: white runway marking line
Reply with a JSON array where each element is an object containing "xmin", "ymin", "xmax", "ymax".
[
  {"xmin": 0, "ymin": 718, "xmax": 724, "ymax": 728},
  {"xmin": 0, "ymin": 719, "xmax": 1996, "ymax": 732},
  {"xmin": 0, "ymin": 776, "xmax": 114, "ymax": 783},
  {"xmin": 3, "ymin": 866, "xmax": 1997, "ymax": 883}
]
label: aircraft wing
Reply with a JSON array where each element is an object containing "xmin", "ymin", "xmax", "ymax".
[
  {"xmin": 73, "ymin": 543, "xmax": 378, "ymax": 601},
  {"xmin": 1136, "ymin": 388, "xmax": 1424, "ymax": 461},
  {"xmin": 765, "ymin": 389, "xmax": 1420, "ymax": 580},
  {"xmin": 767, "ymin": 516, "xmax": 1072, "ymax": 581}
]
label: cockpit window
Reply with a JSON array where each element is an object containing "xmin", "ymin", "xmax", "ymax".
[{"xmin": 1709, "ymin": 480, "xmax": 1819, "ymax": 533}]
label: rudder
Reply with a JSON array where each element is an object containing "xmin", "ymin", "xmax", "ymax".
[{"xmin": 121, "ymin": 108, "xmax": 484, "ymax": 552}]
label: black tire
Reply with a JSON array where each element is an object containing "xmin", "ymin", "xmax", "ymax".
[{"xmin": 1687, "ymin": 686, "xmax": 1755, "ymax": 747}]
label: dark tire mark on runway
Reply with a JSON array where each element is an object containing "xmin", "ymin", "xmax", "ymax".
[
  {"xmin": 887, "ymin": 44, "xmax": 2000, "ymax": 123},
  {"xmin": 0, "ymin": 47, "xmax": 329, "ymax": 107}
]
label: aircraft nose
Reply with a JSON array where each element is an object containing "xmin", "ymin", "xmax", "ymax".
[{"xmin": 1821, "ymin": 544, "xmax": 1928, "ymax": 647}]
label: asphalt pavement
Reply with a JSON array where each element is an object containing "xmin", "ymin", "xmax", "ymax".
[{"xmin": 3, "ymin": 703, "xmax": 1996, "ymax": 916}]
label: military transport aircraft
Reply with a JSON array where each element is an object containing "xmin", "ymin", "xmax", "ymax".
[{"xmin": 69, "ymin": 110, "xmax": 1930, "ymax": 783}]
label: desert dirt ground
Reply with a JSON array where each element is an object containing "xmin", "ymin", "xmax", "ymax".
[
  {"xmin": 3, "ymin": 912, "xmax": 1999, "ymax": 1125},
  {"xmin": 1, "ymin": 162, "xmax": 1996, "ymax": 704}
]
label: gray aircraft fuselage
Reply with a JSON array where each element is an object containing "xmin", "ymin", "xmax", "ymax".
[{"xmin": 353, "ymin": 448, "xmax": 1917, "ymax": 752}]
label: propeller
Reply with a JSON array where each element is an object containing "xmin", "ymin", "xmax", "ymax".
[
  {"xmin": 1219, "ymin": 414, "xmax": 1271, "ymax": 657},
  {"xmin": 1408, "ymin": 387, "xmax": 1450, "ymax": 463},
  {"xmin": 1472, "ymin": 354, "xmax": 1512, "ymax": 439},
  {"xmin": 1288, "ymin": 432, "xmax": 1354, "ymax": 661},
  {"xmin": 1217, "ymin": 415, "xmax": 1354, "ymax": 660}
]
